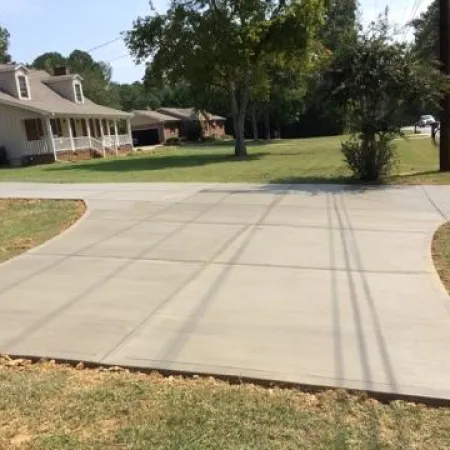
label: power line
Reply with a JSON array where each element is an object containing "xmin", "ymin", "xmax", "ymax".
[
  {"xmin": 86, "ymin": 37, "xmax": 123, "ymax": 54},
  {"xmin": 403, "ymin": 0, "xmax": 422, "ymax": 40},
  {"xmin": 106, "ymin": 53, "xmax": 130, "ymax": 63}
]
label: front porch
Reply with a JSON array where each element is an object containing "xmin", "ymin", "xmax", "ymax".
[{"xmin": 24, "ymin": 116, "xmax": 133, "ymax": 162}]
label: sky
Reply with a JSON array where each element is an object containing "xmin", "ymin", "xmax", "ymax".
[{"xmin": 0, "ymin": 0, "xmax": 435, "ymax": 84}]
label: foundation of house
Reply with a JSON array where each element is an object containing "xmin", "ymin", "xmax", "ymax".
[{"xmin": 21, "ymin": 145, "xmax": 134, "ymax": 165}]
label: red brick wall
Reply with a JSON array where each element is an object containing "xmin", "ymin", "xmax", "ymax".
[
  {"xmin": 22, "ymin": 144, "xmax": 135, "ymax": 166},
  {"xmin": 58, "ymin": 146, "xmax": 133, "ymax": 161},
  {"xmin": 118, "ymin": 145, "xmax": 133, "ymax": 155},
  {"xmin": 202, "ymin": 121, "xmax": 226, "ymax": 138},
  {"xmin": 57, "ymin": 149, "xmax": 103, "ymax": 161},
  {"xmin": 163, "ymin": 123, "xmax": 180, "ymax": 141}
]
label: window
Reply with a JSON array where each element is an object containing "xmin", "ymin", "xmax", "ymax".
[
  {"xmin": 24, "ymin": 119, "xmax": 44, "ymax": 141},
  {"xmin": 17, "ymin": 75, "xmax": 29, "ymax": 99},
  {"xmin": 50, "ymin": 118, "xmax": 63, "ymax": 137},
  {"xmin": 74, "ymin": 82, "xmax": 83, "ymax": 103}
]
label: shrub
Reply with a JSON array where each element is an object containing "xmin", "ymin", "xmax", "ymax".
[
  {"xmin": 165, "ymin": 137, "xmax": 181, "ymax": 146},
  {"xmin": 0, "ymin": 146, "xmax": 8, "ymax": 166},
  {"xmin": 201, "ymin": 135, "xmax": 220, "ymax": 143},
  {"xmin": 341, "ymin": 133, "xmax": 397, "ymax": 181}
]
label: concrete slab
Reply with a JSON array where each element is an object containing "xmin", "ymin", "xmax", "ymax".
[
  {"xmin": 195, "ymin": 203, "xmax": 268, "ymax": 224},
  {"xmin": 1, "ymin": 182, "xmax": 450, "ymax": 401}
]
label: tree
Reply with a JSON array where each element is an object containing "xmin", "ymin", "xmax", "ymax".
[
  {"xmin": 324, "ymin": 18, "xmax": 447, "ymax": 181},
  {"xmin": 250, "ymin": 60, "xmax": 310, "ymax": 140},
  {"xmin": 32, "ymin": 52, "xmax": 66, "ymax": 73},
  {"xmin": 126, "ymin": 0, "xmax": 325, "ymax": 157},
  {"xmin": 411, "ymin": 0, "xmax": 438, "ymax": 62},
  {"xmin": 294, "ymin": 0, "xmax": 358, "ymax": 138},
  {"xmin": 320, "ymin": 0, "xmax": 358, "ymax": 52},
  {"xmin": 32, "ymin": 50, "xmax": 120, "ymax": 109},
  {"xmin": 0, "ymin": 26, "xmax": 11, "ymax": 64}
]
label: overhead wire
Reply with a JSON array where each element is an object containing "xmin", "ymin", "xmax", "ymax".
[
  {"xmin": 86, "ymin": 37, "xmax": 123, "ymax": 54},
  {"xmin": 402, "ymin": 0, "xmax": 422, "ymax": 40}
]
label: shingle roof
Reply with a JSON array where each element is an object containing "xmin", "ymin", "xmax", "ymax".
[
  {"xmin": 0, "ymin": 69, "xmax": 131, "ymax": 118},
  {"xmin": 133, "ymin": 110, "xmax": 181, "ymax": 123},
  {"xmin": 157, "ymin": 107, "xmax": 226, "ymax": 121},
  {"xmin": 0, "ymin": 63, "xmax": 28, "ymax": 73}
]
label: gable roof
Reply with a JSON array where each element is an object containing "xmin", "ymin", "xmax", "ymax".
[
  {"xmin": 0, "ymin": 68, "xmax": 131, "ymax": 118},
  {"xmin": 0, "ymin": 63, "xmax": 29, "ymax": 73},
  {"xmin": 133, "ymin": 110, "xmax": 181, "ymax": 123},
  {"xmin": 157, "ymin": 107, "xmax": 226, "ymax": 121}
]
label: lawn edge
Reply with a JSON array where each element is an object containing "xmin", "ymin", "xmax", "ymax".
[
  {"xmin": 0, "ymin": 198, "xmax": 87, "ymax": 268},
  {"xmin": 432, "ymin": 221, "xmax": 450, "ymax": 295},
  {"xmin": 3, "ymin": 354, "xmax": 450, "ymax": 408}
]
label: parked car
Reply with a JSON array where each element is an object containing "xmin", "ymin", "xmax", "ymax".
[{"xmin": 418, "ymin": 115, "xmax": 436, "ymax": 127}]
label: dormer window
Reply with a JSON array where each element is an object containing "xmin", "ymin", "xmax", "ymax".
[
  {"xmin": 74, "ymin": 82, "xmax": 83, "ymax": 103},
  {"xmin": 17, "ymin": 75, "xmax": 30, "ymax": 99}
]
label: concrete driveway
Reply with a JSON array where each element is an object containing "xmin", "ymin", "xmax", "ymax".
[{"xmin": 1, "ymin": 182, "xmax": 450, "ymax": 401}]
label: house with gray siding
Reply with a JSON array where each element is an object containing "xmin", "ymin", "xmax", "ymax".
[{"xmin": 0, "ymin": 64, "xmax": 133, "ymax": 165}]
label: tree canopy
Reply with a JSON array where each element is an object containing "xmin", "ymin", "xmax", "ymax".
[
  {"xmin": 411, "ymin": 0, "xmax": 438, "ymax": 62},
  {"xmin": 0, "ymin": 26, "xmax": 11, "ymax": 64},
  {"xmin": 127, "ymin": 0, "xmax": 325, "ymax": 156},
  {"xmin": 321, "ymin": 0, "xmax": 358, "ymax": 52},
  {"xmin": 324, "ymin": 18, "xmax": 448, "ymax": 180}
]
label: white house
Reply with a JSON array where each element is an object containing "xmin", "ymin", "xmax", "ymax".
[{"xmin": 0, "ymin": 64, "xmax": 133, "ymax": 165}]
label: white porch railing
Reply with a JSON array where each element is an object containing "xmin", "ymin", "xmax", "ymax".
[
  {"xmin": 103, "ymin": 136, "xmax": 116, "ymax": 149},
  {"xmin": 25, "ymin": 135, "xmax": 133, "ymax": 156},
  {"xmin": 25, "ymin": 140, "xmax": 50, "ymax": 155},
  {"xmin": 118, "ymin": 134, "xmax": 132, "ymax": 146},
  {"xmin": 91, "ymin": 138, "xmax": 106, "ymax": 156},
  {"xmin": 53, "ymin": 137, "xmax": 74, "ymax": 152}
]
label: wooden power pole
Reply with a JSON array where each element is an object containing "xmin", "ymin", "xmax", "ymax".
[{"xmin": 440, "ymin": 0, "xmax": 450, "ymax": 171}]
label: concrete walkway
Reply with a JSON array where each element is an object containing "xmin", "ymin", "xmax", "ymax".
[{"xmin": 1, "ymin": 182, "xmax": 450, "ymax": 400}]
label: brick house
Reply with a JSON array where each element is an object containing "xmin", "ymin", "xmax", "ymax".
[
  {"xmin": 130, "ymin": 110, "xmax": 180, "ymax": 145},
  {"xmin": 0, "ymin": 64, "xmax": 133, "ymax": 166},
  {"xmin": 156, "ymin": 107, "xmax": 226, "ymax": 140}
]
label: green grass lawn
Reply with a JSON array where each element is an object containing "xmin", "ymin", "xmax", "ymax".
[
  {"xmin": 0, "ymin": 199, "xmax": 85, "ymax": 262},
  {"xmin": 2, "ymin": 359, "xmax": 450, "ymax": 450},
  {"xmin": 433, "ymin": 221, "xmax": 450, "ymax": 294},
  {"xmin": 0, "ymin": 135, "xmax": 446, "ymax": 184}
]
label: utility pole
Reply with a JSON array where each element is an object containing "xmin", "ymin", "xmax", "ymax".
[{"xmin": 440, "ymin": 0, "xmax": 450, "ymax": 171}]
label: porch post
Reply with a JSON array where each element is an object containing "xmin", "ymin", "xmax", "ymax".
[
  {"xmin": 66, "ymin": 118, "xmax": 75, "ymax": 152},
  {"xmin": 44, "ymin": 116, "xmax": 57, "ymax": 161},
  {"xmin": 113, "ymin": 119, "xmax": 119, "ymax": 155},
  {"xmin": 105, "ymin": 119, "xmax": 111, "ymax": 152},
  {"xmin": 126, "ymin": 118, "xmax": 134, "ymax": 150},
  {"xmin": 85, "ymin": 118, "xmax": 91, "ymax": 148},
  {"xmin": 99, "ymin": 119, "xmax": 106, "ymax": 156}
]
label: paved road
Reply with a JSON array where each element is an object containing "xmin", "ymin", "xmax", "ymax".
[
  {"xmin": 1, "ymin": 182, "xmax": 450, "ymax": 400},
  {"xmin": 402, "ymin": 125, "xmax": 433, "ymax": 137}
]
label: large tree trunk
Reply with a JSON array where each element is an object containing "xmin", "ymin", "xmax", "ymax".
[
  {"xmin": 251, "ymin": 103, "xmax": 259, "ymax": 141},
  {"xmin": 264, "ymin": 108, "xmax": 271, "ymax": 141},
  {"xmin": 230, "ymin": 80, "xmax": 250, "ymax": 158}
]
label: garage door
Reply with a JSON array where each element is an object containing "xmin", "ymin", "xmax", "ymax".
[{"xmin": 132, "ymin": 128, "xmax": 160, "ymax": 146}]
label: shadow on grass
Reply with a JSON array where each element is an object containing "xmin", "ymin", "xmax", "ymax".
[
  {"xmin": 391, "ymin": 170, "xmax": 444, "ymax": 181},
  {"xmin": 46, "ymin": 152, "xmax": 264, "ymax": 174}
]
